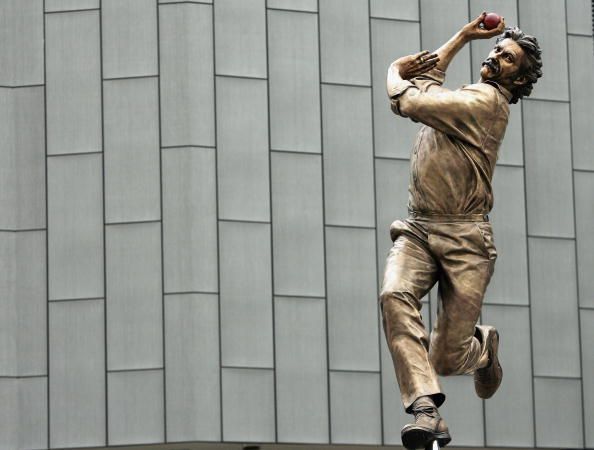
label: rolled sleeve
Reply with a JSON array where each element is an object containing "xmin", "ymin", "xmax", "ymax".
[{"xmin": 389, "ymin": 68, "xmax": 447, "ymax": 118}]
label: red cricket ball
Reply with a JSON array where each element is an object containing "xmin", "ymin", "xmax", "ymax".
[{"xmin": 483, "ymin": 12, "xmax": 501, "ymax": 30}]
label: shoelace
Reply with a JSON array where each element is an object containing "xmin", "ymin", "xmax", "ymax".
[{"xmin": 413, "ymin": 405, "xmax": 439, "ymax": 423}]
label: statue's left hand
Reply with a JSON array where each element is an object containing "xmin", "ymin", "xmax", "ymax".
[{"xmin": 392, "ymin": 50, "xmax": 440, "ymax": 80}]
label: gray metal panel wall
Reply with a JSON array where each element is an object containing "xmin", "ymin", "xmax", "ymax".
[{"xmin": 1, "ymin": 1, "xmax": 592, "ymax": 449}]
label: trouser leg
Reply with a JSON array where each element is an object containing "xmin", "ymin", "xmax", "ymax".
[
  {"xmin": 380, "ymin": 220, "xmax": 444, "ymax": 412},
  {"xmin": 428, "ymin": 221, "xmax": 498, "ymax": 375}
]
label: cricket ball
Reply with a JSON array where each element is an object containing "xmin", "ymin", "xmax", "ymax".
[{"xmin": 483, "ymin": 12, "xmax": 501, "ymax": 30}]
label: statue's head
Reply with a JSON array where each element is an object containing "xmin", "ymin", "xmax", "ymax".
[{"xmin": 480, "ymin": 27, "xmax": 543, "ymax": 104}]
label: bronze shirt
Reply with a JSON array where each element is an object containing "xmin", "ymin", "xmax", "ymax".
[{"xmin": 388, "ymin": 68, "xmax": 512, "ymax": 215}]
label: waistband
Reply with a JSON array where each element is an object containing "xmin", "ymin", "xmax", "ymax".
[{"xmin": 408, "ymin": 210, "xmax": 489, "ymax": 223}]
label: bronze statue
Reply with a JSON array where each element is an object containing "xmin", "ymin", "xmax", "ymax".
[{"xmin": 382, "ymin": 12, "xmax": 542, "ymax": 450}]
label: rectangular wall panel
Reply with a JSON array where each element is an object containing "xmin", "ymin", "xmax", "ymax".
[
  {"xmin": 330, "ymin": 372, "xmax": 381, "ymax": 445},
  {"xmin": 216, "ymin": 76, "xmax": 270, "ymax": 222},
  {"xmin": 271, "ymin": 152, "xmax": 325, "ymax": 297},
  {"xmin": 165, "ymin": 293, "xmax": 220, "ymax": 442},
  {"xmin": 45, "ymin": 0, "xmax": 98, "ymax": 11},
  {"xmin": 0, "ymin": 233, "xmax": 18, "ymax": 375},
  {"xmin": 581, "ymin": 309, "xmax": 594, "ymax": 447},
  {"xmin": 575, "ymin": 171, "xmax": 594, "ymax": 307},
  {"xmin": 518, "ymin": 0, "xmax": 568, "ymax": 101},
  {"xmin": 48, "ymin": 154, "xmax": 103, "ymax": 300},
  {"xmin": 0, "ymin": 379, "xmax": 19, "ymax": 450},
  {"xmin": 159, "ymin": 3, "xmax": 214, "ymax": 147},
  {"xmin": 488, "ymin": 166, "xmax": 529, "ymax": 305},
  {"xmin": 0, "ymin": 0, "xmax": 43, "ymax": 85},
  {"xmin": 17, "ymin": 377, "xmax": 48, "ymax": 450},
  {"xmin": 0, "ymin": 87, "xmax": 45, "ymax": 230},
  {"xmin": 496, "ymin": 109, "xmax": 524, "ymax": 167},
  {"xmin": 420, "ymin": 0, "xmax": 471, "ymax": 89},
  {"xmin": 104, "ymin": 77, "xmax": 160, "ymax": 223},
  {"xmin": 567, "ymin": 0, "xmax": 593, "ymax": 35},
  {"xmin": 523, "ymin": 100, "xmax": 574, "ymax": 237},
  {"xmin": 529, "ymin": 237, "xmax": 580, "ymax": 377},
  {"xmin": 319, "ymin": 0, "xmax": 370, "ymax": 85},
  {"xmin": 106, "ymin": 222, "xmax": 162, "ymax": 370},
  {"xmin": 322, "ymin": 85, "xmax": 375, "ymax": 227},
  {"xmin": 534, "ymin": 377, "xmax": 583, "ymax": 448},
  {"xmin": 4, "ymin": 231, "xmax": 46, "ymax": 376},
  {"xmin": 222, "ymin": 368, "xmax": 275, "ymax": 443},
  {"xmin": 268, "ymin": 10, "xmax": 321, "ymax": 153},
  {"xmin": 326, "ymin": 227, "xmax": 379, "ymax": 371},
  {"xmin": 439, "ymin": 376, "xmax": 484, "ymax": 446},
  {"xmin": 162, "ymin": 147, "xmax": 218, "ymax": 293},
  {"xmin": 0, "ymin": 377, "xmax": 47, "ymax": 450},
  {"xmin": 107, "ymin": 370, "xmax": 164, "ymax": 445},
  {"xmin": 102, "ymin": 0, "xmax": 158, "ymax": 79},
  {"xmin": 482, "ymin": 305, "xmax": 534, "ymax": 446},
  {"xmin": 569, "ymin": 35, "xmax": 594, "ymax": 171},
  {"xmin": 220, "ymin": 221, "xmax": 273, "ymax": 368},
  {"xmin": 215, "ymin": 0, "xmax": 266, "ymax": 77},
  {"xmin": 275, "ymin": 297, "xmax": 328, "ymax": 443},
  {"xmin": 267, "ymin": 0, "xmax": 316, "ymax": 12},
  {"xmin": 371, "ymin": 19, "xmax": 422, "ymax": 159},
  {"xmin": 49, "ymin": 300, "xmax": 105, "ymax": 448},
  {"xmin": 370, "ymin": 0, "xmax": 418, "ymax": 20},
  {"xmin": 375, "ymin": 158, "xmax": 411, "ymax": 286},
  {"xmin": 46, "ymin": 10, "xmax": 101, "ymax": 155}
]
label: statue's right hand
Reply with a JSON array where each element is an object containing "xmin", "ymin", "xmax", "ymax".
[
  {"xmin": 392, "ymin": 51, "xmax": 439, "ymax": 80},
  {"xmin": 461, "ymin": 12, "xmax": 506, "ymax": 41}
]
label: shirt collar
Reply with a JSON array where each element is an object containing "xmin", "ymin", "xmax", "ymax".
[{"xmin": 484, "ymin": 80, "xmax": 514, "ymax": 103}]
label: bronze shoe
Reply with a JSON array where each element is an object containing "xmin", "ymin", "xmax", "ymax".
[
  {"xmin": 401, "ymin": 397, "xmax": 451, "ymax": 450},
  {"xmin": 474, "ymin": 326, "xmax": 503, "ymax": 399}
]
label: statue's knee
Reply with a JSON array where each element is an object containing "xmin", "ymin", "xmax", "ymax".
[
  {"xmin": 429, "ymin": 346, "xmax": 460, "ymax": 376},
  {"xmin": 379, "ymin": 289, "xmax": 395, "ymax": 306},
  {"xmin": 430, "ymin": 353, "xmax": 455, "ymax": 376}
]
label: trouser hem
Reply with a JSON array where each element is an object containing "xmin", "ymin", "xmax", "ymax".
[{"xmin": 404, "ymin": 392, "xmax": 446, "ymax": 414}]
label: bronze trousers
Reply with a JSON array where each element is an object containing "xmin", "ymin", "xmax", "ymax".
[{"xmin": 379, "ymin": 214, "xmax": 497, "ymax": 412}]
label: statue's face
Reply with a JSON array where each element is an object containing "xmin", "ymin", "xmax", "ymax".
[{"xmin": 480, "ymin": 38, "xmax": 527, "ymax": 91}]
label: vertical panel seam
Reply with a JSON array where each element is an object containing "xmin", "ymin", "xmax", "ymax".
[
  {"xmin": 43, "ymin": 0, "xmax": 50, "ymax": 446},
  {"xmin": 316, "ymin": 0, "xmax": 331, "ymax": 443},
  {"xmin": 98, "ymin": 1, "xmax": 108, "ymax": 445},
  {"xmin": 263, "ymin": 0, "xmax": 279, "ymax": 443},
  {"xmin": 565, "ymin": 0, "xmax": 587, "ymax": 447},
  {"xmin": 155, "ymin": 0, "xmax": 167, "ymax": 442},
  {"xmin": 367, "ymin": 0, "xmax": 385, "ymax": 445},
  {"xmin": 518, "ymin": 2, "xmax": 538, "ymax": 446},
  {"xmin": 211, "ymin": 0, "xmax": 224, "ymax": 442}
]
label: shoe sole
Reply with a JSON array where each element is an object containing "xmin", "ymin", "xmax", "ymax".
[
  {"xmin": 401, "ymin": 425, "xmax": 452, "ymax": 450},
  {"xmin": 475, "ymin": 329, "xmax": 502, "ymax": 399}
]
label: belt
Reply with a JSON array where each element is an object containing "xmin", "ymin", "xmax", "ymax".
[{"xmin": 408, "ymin": 210, "xmax": 489, "ymax": 223}]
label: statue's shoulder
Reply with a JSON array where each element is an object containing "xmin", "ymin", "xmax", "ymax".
[{"xmin": 459, "ymin": 82, "xmax": 499, "ymax": 101}]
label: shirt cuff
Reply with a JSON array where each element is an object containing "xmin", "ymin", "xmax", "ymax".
[{"xmin": 388, "ymin": 79, "xmax": 415, "ymax": 99}]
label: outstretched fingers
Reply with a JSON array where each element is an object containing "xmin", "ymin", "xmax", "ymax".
[{"xmin": 409, "ymin": 54, "xmax": 440, "ymax": 77}]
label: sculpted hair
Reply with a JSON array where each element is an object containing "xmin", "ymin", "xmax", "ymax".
[{"xmin": 496, "ymin": 27, "xmax": 543, "ymax": 103}]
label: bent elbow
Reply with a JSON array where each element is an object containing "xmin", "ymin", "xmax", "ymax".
[{"xmin": 397, "ymin": 98, "xmax": 420, "ymax": 121}]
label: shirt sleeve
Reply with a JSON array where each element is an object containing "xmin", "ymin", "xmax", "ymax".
[
  {"xmin": 388, "ymin": 67, "xmax": 447, "ymax": 100},
  {"xmin": 390, "ymin": 76, "xmax": 498, "ymax": 148}
]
